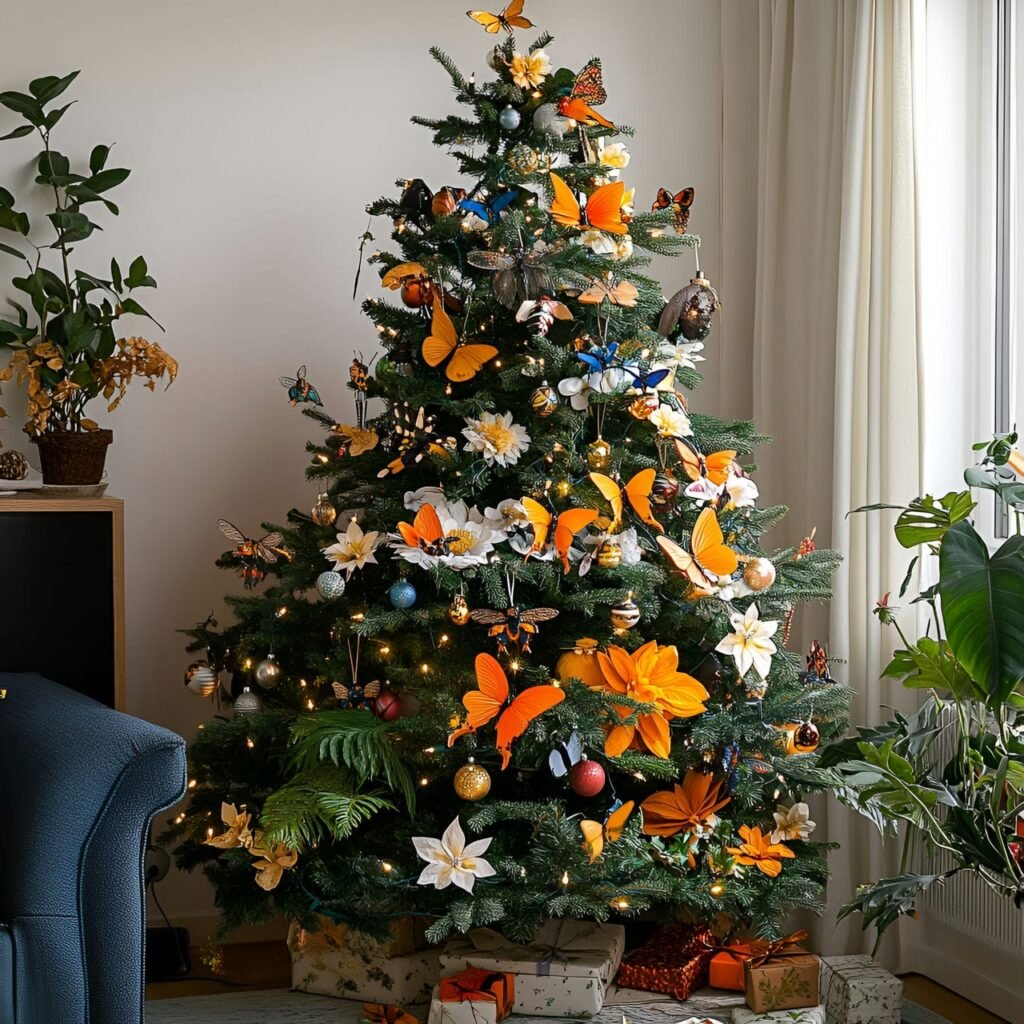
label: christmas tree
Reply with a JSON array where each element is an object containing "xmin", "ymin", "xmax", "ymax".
[{"xmin": 169, "ymin": 11, "xmax": 851, "ymax": 946}]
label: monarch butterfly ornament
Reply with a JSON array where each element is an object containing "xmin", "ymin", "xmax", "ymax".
[
  {"xmin": 466, "ymin": 0, "xmax": 534, "ymax": 34},
  {"xmin": 217, "ymin": 519, "xmax": 285, "ymax": 589},
  {"xmin": 557, "ymin": 59, "xmax": 616, "ymax": 130},
  {"xmin": 279, "ymin": 365, "xmax": 322, "ymax": 406},
  {"xmin": 422, "ymin": 297, "xmax": 498, "ymax": 383},
  {"xmin": 656, "ymin": 507, "xmax": 739, "ymax": 596},
  {"xmin": 448, "ymin": 652, "xmax": 564, "ymax": 770},
  {"xmin": 652, "ymin": 187, "xmax": 695, "ymax": 235}
]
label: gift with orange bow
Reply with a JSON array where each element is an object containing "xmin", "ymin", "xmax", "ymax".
[
  {"xmin": 428, "ymin": 967, "xmax": 515, "ymax": 1024},
  {"xmin": 707, "ymin": 938, "xmax": 763, "ymax": 991},
  {"xmin": 740, "ymin": 931, "xmax": 820, "ymax": 1013}
]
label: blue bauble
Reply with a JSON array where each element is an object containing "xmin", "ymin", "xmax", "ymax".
[
  {"xmin": 499, "ymin": 105, "xmax": 521, "ymax": 131},
  {"xmin": 389, "ymin": 580, "xmax": 417, "ymax": 609},
  {"xmin": 316, "ymin": 571, "xmax": 346, "ymax": 599}
]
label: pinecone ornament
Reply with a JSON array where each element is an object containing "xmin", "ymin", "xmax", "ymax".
[{"xmin": 0, "ymin": 449, "xmax": 29, "ymax": 480}]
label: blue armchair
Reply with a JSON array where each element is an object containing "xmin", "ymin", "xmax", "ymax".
[{"xmin": 0, "ymin": 673, "xmax": 186, "ymax": 1024}]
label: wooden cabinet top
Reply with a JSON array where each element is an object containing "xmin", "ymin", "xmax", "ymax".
[{"xmin": 0, "ymin": 492, "xmax": 123, "ymax": 512}]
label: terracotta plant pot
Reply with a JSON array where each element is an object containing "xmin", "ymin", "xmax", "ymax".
[{"xmin": 33, "ymin": 429, "xmax": 113, "ymax": 485}]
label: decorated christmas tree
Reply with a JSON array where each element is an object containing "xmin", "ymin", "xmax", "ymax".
[{"xmin": 168, "ymin": 10, "xmax": 851, "ymax": 947}]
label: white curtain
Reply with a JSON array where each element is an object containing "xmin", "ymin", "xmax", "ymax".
[{"xmin": 724, "ymin": 0, "xmax": 926, "ymax": 963}]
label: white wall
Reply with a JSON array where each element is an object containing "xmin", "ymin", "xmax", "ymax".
[{"xmin": 0, "ymin": 0, "xmax": 749, "ymax": 933}]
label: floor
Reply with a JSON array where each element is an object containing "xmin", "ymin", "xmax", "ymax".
[{"xmin": 145, "ymin": 941, "xmax": 1008, "ymax": 1024}]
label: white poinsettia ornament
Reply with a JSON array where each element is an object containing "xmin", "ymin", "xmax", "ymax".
[
  {"xmin": 412, "ymin": 817, "xmax": 495, "ymax": 893},
  {"xmin": 771, "ymin": 801, "xmax": 816, "ymax": 843},
  {"xmin": 715, "ymin": 603, "xmax": 778, "ymax": 680},
  {"xmin": 321, "ymin": 517, "xmax": 381, "ymax": 577}
]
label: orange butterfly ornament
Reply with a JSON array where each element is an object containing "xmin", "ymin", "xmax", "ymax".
[
  {"xmin": 466, "ymin": 0, "xmax": 533, "ymax": 33},
  {"xmin": 580, "ymin": 800, "xmax": 635, "ymax": 862},
  {"xmin": 521, "ymin": 497, "xmax": 599, "ymax": 573},
  {"xmin": 578, "ymin": 275, "xmax": 639, "ymax": 308},
  {"xmin": 422, "ymin": 296, "xmax": 498, "ymax": 383},
  {"xmin": 675, "ymin": 439, "xmax": 736, "ymax": 487},
  {"xmin": 657, "ymin": 507, "xmax": 738, "ymax": 595},
  {"xmin": 549, "ymin": 173, "xmax": 628, "ymax": 236},
  {"xmin": 557, "ymin": 59, "xmax": 615, "ymax": 129},
  {"xmin": 448, "ymin": 653, "xmax": 565, "ymax": 769},
  {"xmin": 589, "ymin": 469, "xmax": 664, "ymax": 532},
  {"xmin": 397, "ymin": 503, "xmax": 451, "ymax": 557}
]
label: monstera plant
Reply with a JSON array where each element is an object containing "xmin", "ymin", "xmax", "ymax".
[
  {"xmin": 822, "ymin": 433, "xmax": 1024, "ymax": 941},
  {"xmin": 0, "ymin": 71, "xmax": 175, "ymax": 484}
]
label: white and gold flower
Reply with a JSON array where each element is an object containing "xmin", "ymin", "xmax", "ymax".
[
  {"xmin": 771, "ymin": 802, "xmax": 816, "ymax": 843},
  {"xmin": 725, "ymin": 471, "xmax": 759, "ymax": 509},
  {"xmin": 462, "ymin": 411, "xmax": 531, "ymax": 468},
  {"xmin": 413, "ymin": 817, "xmax": 495, "ymax": 893},
  {"xmin": 579, "ymin": 229, "xmax": 634, "ymax": 261},
  {"xmin": 321, "ymin": 517, "xmax": 381, "ymax": 577},
  {"xmin": 597, "ymin": 139, "xmax": 631, "ymax": 177},
  {"xmin": 508, "ymin": 49, "xmax": 551, "ymax": 89},
  {"xmin": 649, "ymin": 404, "xmax": 692, "ymax": 439},
  {"xmin": 715, "ymin": 603, "xmax": 778, "ymax": 680}
]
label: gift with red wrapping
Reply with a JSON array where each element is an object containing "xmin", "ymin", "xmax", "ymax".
[{"xmin": 614, "ymin": 923, "xmax": 714, "ymax": 1000}]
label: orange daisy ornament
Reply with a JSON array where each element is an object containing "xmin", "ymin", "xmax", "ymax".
[
  {"xmin": 595, "ymin": 641, "xmax": 708, "ymax": 759},
  {"xmin": 726, "ymin": 824, "xmax": 796, "ymax": 878}
]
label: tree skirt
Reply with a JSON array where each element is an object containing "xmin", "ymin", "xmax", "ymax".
[{"xmin": 146, "ymin": 988, "xmax": 951, "ymax": 1024}]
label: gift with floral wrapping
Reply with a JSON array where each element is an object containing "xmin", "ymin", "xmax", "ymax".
[
  {"xmin": 818, "ymin": 955, "xmax": 901, "ymax": 1024},
  {"xmin": 439, "ymin": 919, "xmax": 625, "ymax": 1017},
  {"xmin": 731, "ymin": 1006, "xmax": 825, "ymax": 1024},
  {"xmin": 741, "ymin": 933, "xmax": 819, "ymax": 1013}
]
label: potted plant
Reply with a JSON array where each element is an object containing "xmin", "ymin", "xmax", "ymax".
[
  {"xmin": 821, "ymin": 433, "xmax": 1024, "ymax": 946},
  {"xmin": 0, "ymin": 71, "xmax": 175, "ymax": 485}
]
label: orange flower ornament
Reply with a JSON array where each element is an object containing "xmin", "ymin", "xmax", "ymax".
[
  {"xmin": 726, "ymin": 825, "xmax": 796, "ymax": 878},
  {"xmin": 641, "ymin": 771, "xmax": 730, "ymax": 837}
]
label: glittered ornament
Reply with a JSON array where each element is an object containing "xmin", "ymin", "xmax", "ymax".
[
  {"xmin": 449, "ymin": 593, "xmax": 471, "ymax": 626},
  {"xmin": 651, "ymin": 472, "xmax": 680, "ymax": 509},
  {"xmin": 676, "ymin": 273, "xmax": 720, "ymax": 341},
  {"xmin": 586, "ymin": 438, "xmax": 612, "ymax": 471},
  {"xmin": 530, "ymin": 383, "xmax": 559, "ymax": 417},
  {"xmin": 372, "ymin": 689, "xmax": 403, "ymax": 722},
  {"xmin": 628, "ymin": 393, "xmax": 660, "ymax": 420},
  {"xmin": 508, "ymin": 143, "xmax": 541, "ymax": 175},
  {"xmin": 793, "ymin": 720, "xmax": 820, "ymax": 753},
  {"xmin": 234, "ymin": 685, "xmax": 263, "ymax": 717},
  {"xmin": 454, "ymin": 760, "xmax": 492, "ymax": 801},
  {"xmin": 499, "ymin": 105, "xmax": 522, "ymax": 131},
  {"xmin": 184, "ymin": 660, "xmax": 218, "ymax": 697},
  {"xmin": 311, "ymin": 492, "xmax": 337, "ymax": 527},
  {"xmin": 610, "ymin": 598, "xmax": 641, "ymax": 630},
  {"xmin": 400, "ymin": 276, "xmax": 433, "ymax": 309},
  {"xmin": 568, "ymin": 757, "xmax": 606, "ymax": 797},
  {"xmin": 254, "ymin": 654, "xmax": 281, "ymax": 689},
  {"xmin": 596, "ymin": 540, "xmax": 623, "ymax": 569},
  {"xmin": 389, "ymin": 579, "xmax": 417, "ymax": 609},
  {"xmin": 316, "ymin": 570, "xmax": 346, "ymax": 600},
  {"xmin": 743, "ymin": 557, "xmax": 777, "ymax": 592},
  {"xmin": 0, "ymin": 449, "xmax": 29, "ymax": 480}
]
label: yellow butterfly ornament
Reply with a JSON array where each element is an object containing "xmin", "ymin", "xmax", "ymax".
[
  {"xmin": 580, "ymin": 800, "xmax": 635, "ymax": 862},
  {"xmin": 467, "ymin": 0, "xmax": 534, "ymax": 33},
  {"xmin": 421, "ymin": 296, "xmax": 498, "ymax": 383}
]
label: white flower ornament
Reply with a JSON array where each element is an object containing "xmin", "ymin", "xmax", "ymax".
[
  {"xmin": 715, "ymin": 603, "xmax": 778, "ymax": 680},
  {"xmin": 771, "ymin": 802, "xmax": 816, "ymax": 843},
  {"xmin": 413, "ymin": 817, "xmax": 495, "ymax": 893}
]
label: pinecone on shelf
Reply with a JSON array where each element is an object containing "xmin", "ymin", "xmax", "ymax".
[{"xmin": 0, "ymin": 449, "xmax": 29, "ymax": 480}]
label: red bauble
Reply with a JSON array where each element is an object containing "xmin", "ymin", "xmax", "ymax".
[
  {"xmin": 568, "ymin": 758, "xmax": 606, "ymax": 797},
  {"xmin": 372, "ymin": 690, "xmax": 403, "ymax": 721}
]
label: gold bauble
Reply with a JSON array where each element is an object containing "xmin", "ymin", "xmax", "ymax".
[
  {"xmin": 530, "ymin": 383, "xmax": 559, "ymax": 417},
  {"xmin": 508, "ymin": 143, "xmax": 541, "ymax": 174},
  {"xmin": 610, "ymin": 598, "xmax": 641, "ymax": 630},
  {"xmin": 596, "ymin": 540, "xmax": 623, "ymax": 569},
  {"xmin": 453, "ymin": 761, "xmax": 491, "ymax": 801},
  {"xmin": 586, "ymin": 438, "xmax": 612, "ymax": 470},
  {"xmin": 555, "ymin": 638, "xmax": 604, "ymax": 687},
  {"xmin": 311, "ymin": 492, "xmax": 338, "ymax": 527},
  {"xmin": 628, "ymin": 393, "xmax": 659, "ymax": 420},
  {"xmin": 449, "ymin": 594, "xmax": 471, "ymax": 626},
  {"xmin": 743, "ymin": 557, "xmax": 777, "ymax": 592}
]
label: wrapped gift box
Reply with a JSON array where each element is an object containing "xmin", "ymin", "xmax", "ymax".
[
  {"xmin": 743, "ymin": 946, "xmax": 820, "ymax": 1013},
  {"xmin": 427, "ymin": 967, "xmax": 515, "ymax": 1024},
  {"xmin": 732, "ymin": 1005, "xmax": 825, "ymax": 1024},
  {"xmin": 439, "ymin": 919, "xmax": 625, "ymax": 1017},
  {"xmin": 709, "ymin": 942, "xmax": 760, "ymax": 991},
  {"xmin": 289, "ymin": 920, "xmax": 439, "ymax": 1003},
  {"xmin": 615, "ymin": 923, "xmax": 715, "ymax": 1000},
  {"xmin": 819, "ymin": 955, "xmax": 902, "ymax": 1024}
]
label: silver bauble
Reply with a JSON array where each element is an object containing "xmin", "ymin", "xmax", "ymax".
[{"xmin": 234, "ymin": 685, "xmax": 263, "ymax": 717}]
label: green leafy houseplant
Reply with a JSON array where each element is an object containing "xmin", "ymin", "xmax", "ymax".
[
  {"xmin": 0, "ymin": 71, "xmax": 175, "ymax": 484},
  {"xmin": 821, "ymin": 433, "xmax": 1024, "ymax": 941}
]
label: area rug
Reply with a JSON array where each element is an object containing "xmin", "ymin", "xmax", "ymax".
[{"xmin": 146, "ymin": 988, "xmax": 951, "ymax": 1024}]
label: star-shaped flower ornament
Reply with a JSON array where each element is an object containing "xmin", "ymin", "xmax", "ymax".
[
  {"xmin": 715, "ymin": 603, "xmax": 778, "ymax": 680},
  {"xmin": 412, "ymin": 817, "xmax": 496, "ymax": 893}
]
